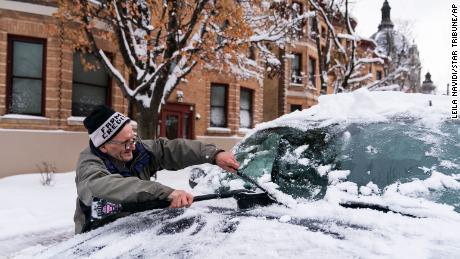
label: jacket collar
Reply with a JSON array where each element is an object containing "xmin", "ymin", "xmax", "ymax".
[{"xmin": 89, "ymin": 141, "xmax": 150, "ymax": 177}]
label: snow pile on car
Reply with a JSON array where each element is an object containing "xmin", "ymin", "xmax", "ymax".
[{"xmin": 254, "ymin": 88, "xmax": 450, "ymax": 133}]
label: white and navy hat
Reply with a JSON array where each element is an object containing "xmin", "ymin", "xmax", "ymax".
[{"xmin": 83, "ymin": 105, "xmax": 131, "ymax": 148}]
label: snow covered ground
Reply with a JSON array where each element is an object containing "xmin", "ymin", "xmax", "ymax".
[{"xmin": 0, "ymin": 169, "xmax": 193, "ymax": 258}]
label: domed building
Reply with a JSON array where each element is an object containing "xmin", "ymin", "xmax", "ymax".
[{"xmin": 371, "ymin": 0, "xmax": 422, "ymax": 92}]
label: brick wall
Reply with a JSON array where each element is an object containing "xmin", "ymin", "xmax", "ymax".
[
  {"xmin": 172, "ymin": 63, "xmax": 262, "ymax": 137},
  {"xmin": 0, "ymin": 6, "xmax": 263, "ymax": 139},
  {"xmin": 0, "ymin": 9, "xmax": 63, "ymax": 130}
]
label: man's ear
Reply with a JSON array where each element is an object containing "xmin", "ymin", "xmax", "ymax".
[{"xmin": 99, "ymin": 145, "xmax": 108, "ymax": 154}]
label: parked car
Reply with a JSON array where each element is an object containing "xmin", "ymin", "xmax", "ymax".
[
  {"xmin": 193, "ymin": 118, "xmax": 459, "ymax": 208},
  {"xmin": 17, "ymin": 90, "xmax": 460, "ymax": 258}
]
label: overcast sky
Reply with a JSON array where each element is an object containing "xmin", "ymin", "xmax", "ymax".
[{"xmin": 350, "ymin": 0, "xmax": 451, "ymax": 94}]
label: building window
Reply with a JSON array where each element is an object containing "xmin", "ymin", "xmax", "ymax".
[
  {"xmin": 309, "ymin": 17, "xmax": 318, "ymax": 38},
  {"xmin": 6, "ymin": 35, "xmax": 46, "ymax": 115},
  {"xmin": 291, "ymin": 53, "xmax": 302, "ymax": 84},
  {"xmin": 248, "ymin": 45, "xmax": 256, "ymax": 60},
  {"xmin": 321, "ymin": 26, "xmax": 327, "ymax": 38},
  {"xmin": 210, "ymin": 84, "xmax": 227, "ymax": 127},
  {"xmin": 291, "ymin": 1, "xmax": 304, "ymax": 36},
  {"xmin": 217, "ymin": 20, "xmax": 229, "ymax": 46},
  {"xmin": 292, "ymin": 2, "xmax": 303, "ymax": 18},
  {"xmin": 308, "ymin": 57, "xmax": 317, "ymax": 87},
  {"xmin": 72, "ymin": 52, "xmax": 110, "ymax": 116},
  {"xmin": 240, "ymin": 88, "xmax": 253, "ymax": 128},
  {"xmin": 376, "ymin": 71, "xmax": 383, "ymax": 80},
  {"xmin": 290, "ymin": 104, "xmax": 302, "ymax": 112}
]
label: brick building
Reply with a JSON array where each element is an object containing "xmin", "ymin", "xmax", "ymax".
[
  {"xmin": 263, "ymin": 0, "xmax": 385, "ymax": 121},
  {"xmin": 0, "ymin": 0, "xmax": 261, "ymax": 176},
  {"xmin": 0, "ymin": 0, "xmax": 383, "ymax": 176}
]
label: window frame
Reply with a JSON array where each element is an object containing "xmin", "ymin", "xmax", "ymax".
[
  {"xmin": 290, "ymin": 104, "xmax": 302, "ymax": 112},
  {"xmin": 291, "ymin": 53, "xmax": 303, "ymax": 84},
  {"xmin": 376, "ymin": 71, "xmax": 383, "ymax": 80},
  {"xmin": 240, "ymin": 87, "xmax": 253, "ymax": 129},
  {"xmin": 71, "ymin": 51, "xmax": 112, "ymax": 117},
  {"xmin": 308, "ymin": 56, "xmax": 317, "ymax": 87},
  {"xmin": 217, "ymin": 19, "xmax": 229, "ymax": 46},
  {"xmin": 291, "ymin": 1, "xmax": 305, "ymax": 36},
  {"xmin": 6, "ymin": 34, "xmax": 47, "ymax": 116},
  {"xmin": 308, "ymin": 16, "xmax": 318, "ymax": 39},
  {"xmin": 210, "ymin": 83, "xmax": 228, "ymax": 128},
  {"xmin": 321, "ymin": 25, "xmax": 327, "ymax": 38},
  {"xmin": 247, "ymin": 45, "xmax": 256, "ymax": 60}
]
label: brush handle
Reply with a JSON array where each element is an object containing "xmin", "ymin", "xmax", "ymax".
[{"xmin": 121, "ymin": 189, "xmax": 251, "ymax": 213}]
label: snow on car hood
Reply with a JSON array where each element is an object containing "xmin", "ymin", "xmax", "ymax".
[
  {"xmin": 14, "ymin": 192, "xmax": 460, "ymax": 259},
  {"xmin": 252, "ymin": 88, "xmax": 450, "ymax": 135}
]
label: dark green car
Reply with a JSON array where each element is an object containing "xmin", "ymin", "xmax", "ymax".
[{"xmin": 194, "ymin": 118, "xmax": 460, "ymax": 211}]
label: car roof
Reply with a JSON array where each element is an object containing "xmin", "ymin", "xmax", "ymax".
[{"xmin": 246, "ymin": 89, "xmax": 452, "ymax": 141}]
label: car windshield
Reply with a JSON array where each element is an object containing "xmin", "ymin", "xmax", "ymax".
[{"xmin": 234, "ymin": 119, "xmax": 460, "ymax": 210}]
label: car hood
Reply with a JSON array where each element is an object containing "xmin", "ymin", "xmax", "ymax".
[{"xmin": 15, "ymin": 197, "xmax": 460, "ymax": 258}]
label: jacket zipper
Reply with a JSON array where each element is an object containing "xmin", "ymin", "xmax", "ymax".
[{"xmin": 130, "ymin": 152, "xmax": 147, "ymax": 177}]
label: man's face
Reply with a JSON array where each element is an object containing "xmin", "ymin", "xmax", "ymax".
[{"xmin": 99, "ymin": 124, "xmax": 136, "ymax": 162}]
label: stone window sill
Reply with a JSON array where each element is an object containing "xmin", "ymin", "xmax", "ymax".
[
  {"xmin": 289, "ymin": 83, "xmax": 304, "ymax": 88},
  {"xmin": 207, "ymin": 127, "xmax": 231, "ymax": 134},
  {"xmin": 238, "ymin": 128, "xmax": 253, "ymax": 135},
  {"xmin": 0, "ymin": 114, "xmax": 50, "ymax": 125},
  {"xmin": 67, "ymin": 116, "xmax": 85, "ymax": 126}
]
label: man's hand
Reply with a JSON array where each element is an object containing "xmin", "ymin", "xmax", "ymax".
[
  {"xmin": 168, "ymin": 190, "xmax": 193, "ymax": 208},
  {"xmin": 215, "ymin": 151, "xmax": 240, "ymax": 173}
]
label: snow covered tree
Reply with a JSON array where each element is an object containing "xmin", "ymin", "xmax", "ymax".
[
  {"xmin": 393, "ymin": 19, "xmax": 415, "ymax": 44},
  {"xmin": 55, "ymin": 0, "xmax": 311, "ymax": 138},
  {"xmin": 308, "ymin": 0, "xmax": 384, "ymax": 93}
]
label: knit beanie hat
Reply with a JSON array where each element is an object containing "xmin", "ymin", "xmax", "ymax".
[{"xmin": 83, "ymin": 105, "xmax": 130, "ymax": 148}]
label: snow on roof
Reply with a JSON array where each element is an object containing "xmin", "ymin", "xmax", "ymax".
[{"xmin": 253, "ymin": 88, "xmax": 451, "ymax": 133}]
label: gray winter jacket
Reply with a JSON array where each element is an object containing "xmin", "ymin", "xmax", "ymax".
[{"xmin": 74, "ymin": 138, "xmax": 222, "ymax": 234}]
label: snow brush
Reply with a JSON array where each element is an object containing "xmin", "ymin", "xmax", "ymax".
[
  {"xmin": 121, "ymin": 189, "xmax": 253, "ymax": 213},
  {"xmin": 85, "ymin": 189, "xmax": 255, "ymax": 232}
]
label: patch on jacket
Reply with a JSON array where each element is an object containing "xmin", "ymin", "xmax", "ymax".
[{"xmin": 91, "ymin": 198, "xmax": 122, "ymax": 220}]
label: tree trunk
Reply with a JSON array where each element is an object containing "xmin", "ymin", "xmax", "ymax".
[
  {"xmin": 130, "ymin": 65, "xmax": 174, "ymax": 140},
  {"xmin": 134, "ymin": 101, "xmax": 157, "ymax": 139}
]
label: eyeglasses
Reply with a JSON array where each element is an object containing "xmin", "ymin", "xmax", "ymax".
[{"xmin": 107, "ymin": 136, "xmax": 139, "ymax": 150}]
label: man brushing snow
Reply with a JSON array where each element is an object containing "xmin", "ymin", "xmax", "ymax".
[{"xmin": 74, "ymin": 105, "xmax": 239, "ymax": 234}]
